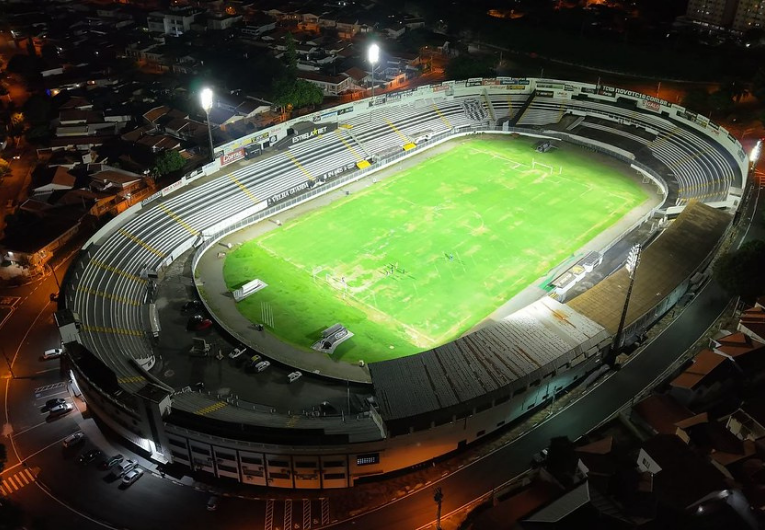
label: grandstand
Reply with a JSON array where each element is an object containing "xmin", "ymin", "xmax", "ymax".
[{"xmin": 57, "ymin": 78, "xmax": 745, "ymax": 489}]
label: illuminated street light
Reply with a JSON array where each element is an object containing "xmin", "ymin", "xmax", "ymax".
[
  {"xmin": 200, "ymin": 88, "xmax": 215, "ymax": 162},
  {"xmin": 368, "ymin": 43, "xmax": 379, "ymax": 107}
]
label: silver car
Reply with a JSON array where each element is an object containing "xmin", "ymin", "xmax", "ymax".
[
  {"xmin": 121, "ymin": 467, "xmax": 144, "ymax": 486},
  {"xmin": 48, "ymin": 402, "xmax": 74, "ymax": 417}
]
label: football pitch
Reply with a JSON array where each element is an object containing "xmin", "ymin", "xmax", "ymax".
[{"xmin": 223, "ymin": 137, "xmax": 648, "ymax": 363}]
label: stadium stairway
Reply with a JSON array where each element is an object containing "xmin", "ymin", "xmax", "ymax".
[{"xmin": 509, "ymin": 89, "xmax": 537, "ymax": 126}]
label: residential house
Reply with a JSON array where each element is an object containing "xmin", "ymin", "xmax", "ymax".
[
  {"xmin": 631, "ymin": 393, "xmax": 695, "ymax": 436},
  {"xmin": 668, "ymin": 349, "xmax": 738, "ymax": 406}
]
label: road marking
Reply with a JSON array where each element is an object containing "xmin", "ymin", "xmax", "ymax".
[
  {"xmin": 34, "ymin": 382, "xmax": 68, "ymax": 394},
  {"xmin": 35, "ymin": 368, "xmax": 61, "ymax": 375},
  {"xmin": 264, "ymin": 499, "xmax": 275, "ymax": 530},
  {"xmin": 285, "ymin": 499, "xmax": 292, "ymax": 530},
  {"xmin": 0, "ymin": 468, "xmax": 35, "ymax": 494},
  {"xmin": 12, "ymin": 420, "xmax": 48, "ymax": 438}
]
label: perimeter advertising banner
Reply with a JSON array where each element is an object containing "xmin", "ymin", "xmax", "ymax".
[
  {"xmin": 267, "ymin": 180, "xmax": 314, "ymax": 206},
  {"xmin": 221, "ymin": 148, "xmax": 245, "ymax": 166}
]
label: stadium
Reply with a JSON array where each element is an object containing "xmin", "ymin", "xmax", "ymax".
[{"xmin": 57, "ymin": 78, "xmax": 747, "ymax": 489}]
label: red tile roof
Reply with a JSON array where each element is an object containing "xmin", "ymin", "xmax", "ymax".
[{"xmin": 670, "ymin": 350, "xmax": 727, "ymax": 390}]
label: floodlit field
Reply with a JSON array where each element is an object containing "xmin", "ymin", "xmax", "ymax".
[{"xmin": 223, "ymin": 137, "xmax": 647, "ymax": 363}]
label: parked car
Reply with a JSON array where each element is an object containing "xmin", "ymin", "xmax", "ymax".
[
  {"xmin": 243, "ymin": 354, "xmax": 262, "ymax": 372},
  {"xmin": 113, "ymin": 458, "xmax": 138, "ymax": 477},
  {"xmin": 228, "ymin": 347, "xmax": 246, "ymax": 360},
  {"xmin": 207, "ymin": 495, "xmax": 219, "ymax": 511},
  {"xmin": 62, "ymin": 431, "xmax": 85, "ymax": 448},
  {"xmin": 288, "ymin": 371, "xmax": 302, "ymax": 383},
  {"xmin": 78, "ymin": 449, "xmax": 103, "ymax": 466},
  {"xmin": 43, "ymin": 348, "xmax": 63, "ymax": 360},
  {"xmin": 531, "ymin": 448, "xmax": 549, "ymax": 467},
  {"xmin": 98, "ymin": 454, "xmax": 124, "ymax": 471},
  {"xmin": 181, "ymin": 300, "xmax": 203, "ymax": 313},
  {"xmin": 121, "ymin": 467, "xmax": 144, "ymax": 486},
  {"xmin": 255, "ymin": 360, "xmax": 270, "ymax": 372},
  {"xmin": 186, "ymin": 314, "xmax": 203, "ymax": 330},
  {"xmin": 44, "ymin": 397, "xmax": 67, "ymax": 410},
  {"xmin": 195, "ymin": 318, "xmax": 213, "ymax": 331},
  {"xmin": 48, "ymin": 402, "xmax": 74, "ymax": 418}
]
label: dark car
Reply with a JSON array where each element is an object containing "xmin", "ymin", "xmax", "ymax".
[
  {"xmin": 78, "ymin": 449, "xmax": 103, "ymax": 466},
  {"xmin": 181, "ymin": 300, "xmax": 203, "ymax": 313},
  {"xmin": 195, "ymin": 318, "xmax": 213, "ymax": 331},
  {"xmin": 44, "ymin": 398, "xmax": 67, "ymax": 410},
  {"xmin": 98, "ymin": 454, "xmax": 124, "ymax": 471},
  {"xmin": 186, "ymin": 314, "xmax": 203, "ymax": 330}
]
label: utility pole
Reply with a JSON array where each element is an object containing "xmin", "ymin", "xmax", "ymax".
[{"xmin": 434, "ymin": 487, "xmax": 444, "ymax": 530}]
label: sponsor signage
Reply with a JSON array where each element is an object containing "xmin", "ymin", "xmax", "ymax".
[
  {"xmin": 319, "ymin": 162, "xmax": 357, "ymax": 183},
  {"xmin": 161, "ymin": 177, "xmax": 187, "ymax": 197},
  {"xmin": 536, "ymin": 82, "xmax": 565, "ymax": 90},
  {"xmin": 482, "ymin": 79, "xmax": 499, "ymax": 86},
  {"xmin": 466, "ymin": 78, "xmax": 483, "ymax": 87},
  {"xmin": 292, "ymin": 125, "xmax": 330, "ymax": 144},
  {"xmin": 141, "ymin": 191, "xmax": 162, "ymax": 207},
  {"xmin": 221, "ymin": 148, "xmax": 245, "ymax": 166},
  {"xmin": 640, "ymin": 99, "xmax": 661, "ymax": 112},
  {"xmin": 536, "ymin": 90, "xmax": 554, "ymax": 98},
  {"xmin": 267, "ymin": 180, "xmax": 312, "ymax": 205},
  {"xmin": 612, "ymin": 87, "xmax": 665, "ymax": 106},
  {"xmin": 498, "ymin": 78, "xmax": 530, "ymax": 86},
  {"xmin": 337, "ymin": 106, "xmax": 353, "ymax": 116}
]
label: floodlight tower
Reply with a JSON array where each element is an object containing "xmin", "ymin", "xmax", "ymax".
[
  {"xmin": 200, "ymin": 88, "xmax": 215, "ymax": 162},
  {"xmin": 750, "ymin": 138, "xmax": 762, "ymax": 173},
  {"xmin": 368, "ymin": 43, "xmax": 379, "ymax": 107},
  {"xmin": 610, "ymin": 244, "xmax": 641, "ymax": 361}
]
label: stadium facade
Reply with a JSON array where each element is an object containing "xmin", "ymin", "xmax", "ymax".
[{"xmin": 57, "ymin": 78, "xmax": 746, "ymax": 489}]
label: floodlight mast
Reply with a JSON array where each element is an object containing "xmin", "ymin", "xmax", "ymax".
[
  {"xmin": 201, "ymin": 88, "xmax": 215, "ymax": 162},
  {"xmin": 368, "ymin": 44, "xmax": 379, "ymax": 108},
  {"xmin": 610, "ymin": 244, "xmax": 641, "ymax": 361}
]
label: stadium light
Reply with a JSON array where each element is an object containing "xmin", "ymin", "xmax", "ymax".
[
  {"xmin": 368, "ymin": 43, "xmax": 379, "ymax": 106},
  {"xmin": 750, "ymin": 139, "xmax": 762, "ymax": 164},
  {"xmin": 625, "ymin": 244, "xmax": 641, "ymax": 276},
  {"xmin": 200, "ymin": 88, "xmax": 215, "ymax": 162}
]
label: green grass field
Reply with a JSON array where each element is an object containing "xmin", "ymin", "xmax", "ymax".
[{"xmin": 223, "ymin": 137, "xmax": 648, "ymax": 363}]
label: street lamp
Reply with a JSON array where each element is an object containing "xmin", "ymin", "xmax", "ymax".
[
  {"xmin": 433, "ymin": 487, "xmax": 444, "ymax": 530},
  {"xmin": 200, "ymin": 88, "xmax": 215, "ymax": 162},
  {"xmin": 368, "ymin": 43, "xmax": 379, "ymax": 106}
]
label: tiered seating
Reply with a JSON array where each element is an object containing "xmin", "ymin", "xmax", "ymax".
[
  {"xmin": 461, "ymin": 98, "xmax": 487, "ymax": 122},
  {"xmin": 70, "ymin": 86, "xmax": 741, "ymax": 389}
]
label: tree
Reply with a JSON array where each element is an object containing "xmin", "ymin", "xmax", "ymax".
[
  {"xmin": 713, "ymin": 239, "xmax": 765, "ymax": 301},
  {"xmin": 153, "ymin": 150, "xmax": 185, "ymax": 177},
  {"xmin": 444, "ymin": 55, "xmax": 495, "ymax": 81},
  {"xmin": 707, "ymin": 89, "xmax": 734, "ymax": 117},
  {"xmin": 0, "ymin": 159, "xmax": 11, "ymax": 177},
  {"xmin": 272, "ymin": 78, "xmax": 323, "ymax": 111},
  {"xmin": 681, "ymin": 88, "xmax": 708, "ymax": 113},
  {"xmin": 752, "ymin": 68, "xmax": 765, "ymax": 103},
  {"xmin": 22, "ymin": 94, "xmax": 52, "ymax": 126}
]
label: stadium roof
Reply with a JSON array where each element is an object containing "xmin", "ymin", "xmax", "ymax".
[
  {"xmin": 568, "ymin": 201, "xmax": 731, "ymax": 335},
  {"xmin": 370, "ymin": 297, "xmax": 608, "ymax": 420}
]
